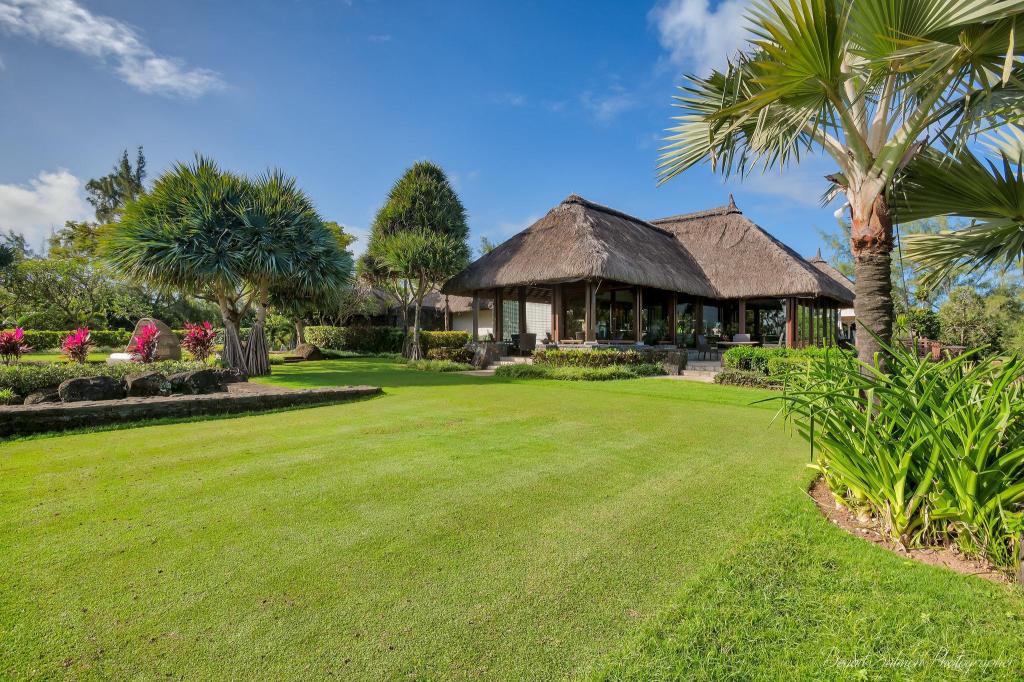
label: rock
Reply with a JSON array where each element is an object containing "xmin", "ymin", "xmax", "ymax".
[
  {"xmin": 168, "ymin": 369, "xmax": 227, "ymax": 395},
  {"xmin": 125, "ymin": 372, "xmax": 172, "ymax": 397},
  {"xmin": 469, "ymin": 342, "xmax": 504, "ymax": 369},
  {"xmin": 126, "ymin": 318, "xmax": 182, "ymax": 361},
  {"xmin": 652, "ymin": 350, "xmax": 687, "ymax": 375},
  {"xmin": 24, "ymin": 388, "xmax": 60, "ymax": 405},
  {"xmin": 211, "ymin": 368, "xmax": 247, "ymax": 384},
  {"xmin": 58, "ymin": 376, "xmax": 125, "ymax": 403},
  {"xmin": 292, "ymin": 343, "xmax": 323, "ymax": 361}
]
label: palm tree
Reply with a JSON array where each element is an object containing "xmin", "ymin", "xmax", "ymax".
[{"xmin": 657, "ymin": 0, "xmax": 1024, "ymax": 364}]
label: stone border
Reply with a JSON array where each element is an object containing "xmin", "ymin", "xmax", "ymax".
[{"xmin": 0, "ymin": 383, "xmax": 381, "ymax": 438}]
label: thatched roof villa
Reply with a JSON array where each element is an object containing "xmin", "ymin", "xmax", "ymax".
[{"xmin": 442, "ymin": 195, "xmax": 854, "ymax": 348}]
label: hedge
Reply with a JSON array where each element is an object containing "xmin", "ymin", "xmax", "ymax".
[
  {"xmin": 495, "ymin": 363, "xmax": 665, "ymax": 381},
  {"xmin": 21, "ymin": 329, "xmax": 135, "ymax": 350},
  {"xmin": 419, "ymin": 331, "xmax": 470, "ymax": 352},
  {"xmin": 722, "ymin": 346, "xmax": 852, "ymax": 376},
  {"xmin": 305, "ymin": 326, "xmax": 406, "ymax": 354},
  {"xmin": 713, "ymin": 368, "xmax": 783, "ymax": 389},
  {"xmin": 533, "ymin": 348, "xmax": 654, "ymax": 368},
  {"xmin": 0, "ymin": 360, "xmax": 204, "ymax": 397},
  {"xmin": 426, "ymin": 347, "xmax": 474, "ymax": 363}
]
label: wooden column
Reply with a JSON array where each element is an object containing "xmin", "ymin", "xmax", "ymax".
[
  {"xmin": 471, "ymin": 292, "xmax": 480, "ymax": 342},
  {"xmin": 635, "ymin": 286, "xmax": 643, "ymax": 343},
  {"xmin": 493, "ymin": 288, "xmax": 504, "ymax": 341},
  {"xmin": 670, "ymin": 292, "xmax": 678, "ymax": 346},
  {"xmin": 785, "ymin": 298, "xmax": 797, "ymax": 348},
  {"xmin": 552, "ymin": 284, "xmax": 562, "ymax": 342},
  {"xmin": 584, "ymin": 281, "xmax": 596, "ymax": 342},
  {"xmin": 518, "ymin": 286, "xmax": 527, "ymax": 336},
  {"xmin": 738, "ymin": 299, "xmax": 746, "ymax": 335}
]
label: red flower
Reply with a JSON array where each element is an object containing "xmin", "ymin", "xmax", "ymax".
[
  {"xmin": 128, "ymin": 323, "xmax": 160, "ymax": 363},
  {"xmin": 0, "ymin": 327, "xmax": 31, "ymax": 365},
  {"xmin": 61, "ymin": 328, "xmax": 94, "ymax": 364},
  {"xmin": 181, "ymin": 321, "xmax": 217, "ymax": 362}
]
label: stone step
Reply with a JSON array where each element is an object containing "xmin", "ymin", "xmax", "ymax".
[{"xmin": 494, "ymin": 356, "xmax": 533, "ymax": 366}]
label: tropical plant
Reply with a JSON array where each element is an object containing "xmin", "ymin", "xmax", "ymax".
[
  {"xmin": 128, "ymin": 323, "xmax": 160, "ymax": 363},
  {"xmin": 61, "ymin": 328, "xmax": 93, "ymax": 363},
  {"xmin": 776, "ymin": 340, "xmax": 1024, "ymax": 573},
  {"xmin": 105, "ymin": 157, "xmax": 351, "ymax": 376},
  {"xmin": 657, "ymin": 0, "xmax": 1024, "ymax": 365},
  {"xmin": 181, "ymin": 321, "xmax": 216, "ymax": 362},
  {"xmin": 86, "ymin": 147, "xmax": 146, "ymax": 223},
  {"xmin": 362, "ymin": 162, "xmax": 470, "ymax": 360},
  {"xmin": 0, "ymin": 328, "xmax": 30, "ymax": 365}
]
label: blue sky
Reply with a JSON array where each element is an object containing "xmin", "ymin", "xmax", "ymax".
[{"xmin": 0, "ymin": 0, "xmax": 839, "ymax": 257}]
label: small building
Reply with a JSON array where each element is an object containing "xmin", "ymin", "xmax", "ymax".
[{"xmin": 442, "ymin": 195, "xmax": 854, "ymax": 348}]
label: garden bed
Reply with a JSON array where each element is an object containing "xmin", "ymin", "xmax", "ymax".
[
  {"xmin": 0, "ymin": 382, "xmax": 381, "ymax": 438},
  {"xmin": 809, "ymin": 477, "xmax": 1009, "ymax": 584}
]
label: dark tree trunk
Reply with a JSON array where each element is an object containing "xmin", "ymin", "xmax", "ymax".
[
  {"xmin": 407, "ymin": 302, "xmax": 423, "ymax": 360},
  {"xmin": 294, "ymin": 319, "xmax": 306, "ymax": 347},
  {"xmin": 244, "ymin": 303, "xmax": 271, "ymax": 376},
  {"xmin": 851, "ymin": 193, "xmax": 894, "ymax": 367},
  {"xmin": 219, "ymin": 299, "xmax": 246, "ymax": 373},
  {"xmin": 444, "ymin": 294, "xmax": 451, "ymax": 332}
]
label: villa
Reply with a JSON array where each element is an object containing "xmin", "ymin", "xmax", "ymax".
[{"xmin": 442, "ymin": 195, "xmax": 855, "ymax": 349}]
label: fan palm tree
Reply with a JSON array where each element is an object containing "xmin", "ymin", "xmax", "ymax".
[{"xmin": 657, "ymin": 0, "xmax": 1024, "ymax": 364}]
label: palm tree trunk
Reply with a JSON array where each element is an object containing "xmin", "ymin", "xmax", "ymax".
[
  {"xmin": 407, "ymin": 302, "xmax": 424, "ymax": 360},
  {"xmin": 294, "ymin": 319, "xmax": 306, "ymax": 347},
  {"xmin": 851, "ymin": 193, "xmax": 895, "ymax": 367},
  {"xmin": 218, "ymin": 297, "xmax": 246, "ymax": 373},
  {"xmin": 245, "ymin": 303, "xmax": 271, "ymax": 376}
]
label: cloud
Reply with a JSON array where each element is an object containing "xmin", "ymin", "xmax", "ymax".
[
  {"xmin": 735, "ymin": 163, "xmax": 832, "ymax": 208},
  {"xmin": 580, "ymin": 85, "xmax": 638, "ymax": 123},
  {"xmin": 0, "ymin": 169, "xmax": 92, "ymax": 248},
  {"xmin": 650, "ymin": 0, "xmax": 751, "ymax": 74},
  {"xmin": 367, "ymin": 34, "xmax": 392, "ymax": 43},
  {"xmin": 0, "ymin": 0, "xmax": 224, "ymax": 97}
]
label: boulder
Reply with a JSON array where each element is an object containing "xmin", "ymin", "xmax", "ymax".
[
  {"xmin": 293, "ymin": 343, "xmax": 323, "ymax": 361},
  {"xmin": 168, "ymin": 368, "xmax": 227, "ymax": 395},
  {"xmin": 58, "ymin": 376, "xmax": 125, "ymax": 403},
  {"xmin": 469, "ymin": 342, "xmax": 504, "ymax": 370},
  {"xmin": 211, "ymin": 368, "xmax": 247, "ymax": 384},
  {"xmin": 125, "ymin": 371, "xmax": 172, "ymax": 397},
  {"xmin": 651, "ymin": 350, "xmax": 687, "ymax": 375},
  {"xmin": 24, "ymin": 387, "xmax": 60, "ymax": 405},
  {"xmin": 126, "ymin": 318, "xmax": 182, "ymax": 361}
]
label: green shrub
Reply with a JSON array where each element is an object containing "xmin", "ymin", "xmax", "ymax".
[
  {"xmin": 21, "ymin": 329, "xmax": 135, "ymax": 351},
  {"xmin": 406, "ymin": 359, "xmax": 472, "ymax": 372},
  {"xmin": 714, "ymin": 368, "xmax": 783, "ymax": 389},
  {"xmin": 723, "ymin": 346, "xmax": 852, "ymax": 375},
  {"xmin": 305, "ymin": 326, "xmax": 406, "ymax": 354},
  {"xmin": 419, "ymin": 331, "xmax": 470, "ymax": 352},
  {"xmin": 0, "ymin": 360, "xmax": 203, "ymax": 397},
  {"xmin": 494, "ymin": 364, "xmax": 550, "ymax": 379},
  {"xmin": 766, "ymin": 355, "xmax": 811, "ymax": 378},
  {"xmin": 534, "ymin": 348, "xmax": 651, "ymax": 368},
  {"xmin": 777, "ymin": 341, "xmax": 1024, "ymax": 574},
  {"xmin": 0, "ymin": 387, "xmax": 17, "ymax": 405},
  {"xmin": 495, "ymin": 362, "xmax": 664, "ymax": 381},
  {"xmin": 426, "ymin": 346, "xmax": 473, "ymax": 363}
]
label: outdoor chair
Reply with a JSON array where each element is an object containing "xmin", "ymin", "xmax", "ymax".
[
  {"xmin": 696, "ymin": 334, "xmax": 718, "ymax": 360},
  {"xmin": 518, "ymin": 332, "xmax": 537, "ymax": 354}
]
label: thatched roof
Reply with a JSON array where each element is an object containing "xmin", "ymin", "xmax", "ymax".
[
  {"xmin": 651, "ymin": 201, "xmax": 855, "ymax": 304},
  {"xmin": 442, "ymin": 195, "xmax": 717, "ymax": 298},
  {"xmin": 806, "ymin": 249, "xmax": 856, "ymax": 302},
  {"xmin": 443, "ymin": 194, "xmax": 855, "ymax": 305}
]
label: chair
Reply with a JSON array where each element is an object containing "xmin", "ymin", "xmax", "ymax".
[
  {"xmin": 733, "ymin": 333, "xmax": 751, "ymax": 343},
  {"xmin": 696, "ymin": 334, "xmax": 718, "ymax": 360},
  {"xmin": 518, "ymin": 333, "xmax": 537, "ymax": 354}
]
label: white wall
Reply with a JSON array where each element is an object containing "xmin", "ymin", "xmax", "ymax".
[{"xmin": 452, "ymin": 309, "xmax": 493, "ymax": 338}]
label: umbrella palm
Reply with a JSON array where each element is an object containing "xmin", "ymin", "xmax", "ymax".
[{"xmin": 657, "ymin": 0, "xmax": 1024, "ymax": 363}]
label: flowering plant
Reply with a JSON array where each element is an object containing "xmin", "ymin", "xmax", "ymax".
[
  {"xmin": 181, "ymin": 321, "xmax": 216, "ymax": 362},
  {"xmin": 61, "ymin": 327, "xmax": 94, "ymax": 363},
  {"xmin": 0, "ymin": 328, "xmax": 31, "ymax": 365},
  {"xmin": 128, "ymin": 323, "xmax": 160, "ymax": 363}
]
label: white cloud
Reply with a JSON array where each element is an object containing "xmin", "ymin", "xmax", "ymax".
[
  {"xmin": 650, "ymin": 0, "xmax": 751, "ymax": 74},
  {"xmin": 735, "ymin": 164, "xmax": 831, "ymax": 208},
  {"xmin": 580, "ymin": 85, "xmax": 638, "ymax": 123},
  {"xmin": 0, "ymin": 169, "xmax": 92, "ymax": 248},
  {"xmin": 0, "ymin": 0, "xmax": 223, "ymax": 97}
]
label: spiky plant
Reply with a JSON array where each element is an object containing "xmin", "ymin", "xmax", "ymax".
[{"xmin": 657, "ymin": 0, "xmax": 1024, "ymax": 365}]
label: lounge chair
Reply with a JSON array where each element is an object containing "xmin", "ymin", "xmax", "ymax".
[{"xmin": 696, "ymin": 334, "xmax": 718, "ymax": 360}]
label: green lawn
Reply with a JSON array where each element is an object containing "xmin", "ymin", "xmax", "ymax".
[{"xmin": 2, "ymin": 358, "xmax": 1022, "ymax": 679}]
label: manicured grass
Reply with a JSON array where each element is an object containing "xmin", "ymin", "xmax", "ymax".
[
  {"xmin": 1, "ymin": 358, "xmax": 1021, "ymax": 679},
  {"xmin": 21, "ymin": 351, "xmax": 111, "ymax": 363}
]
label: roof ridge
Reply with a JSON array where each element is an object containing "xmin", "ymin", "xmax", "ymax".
[
  {"xmin": 650, "ymin": 204, "xmax": 741, "ymax": 224},
  {"xmin": 561, "ymin": 194, "xmax": 675, "ymax": 237}
]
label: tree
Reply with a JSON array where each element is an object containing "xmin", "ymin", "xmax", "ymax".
[
  {"xmin": 938, "ymin": 286, "xmax": 998, "ymax": 349},
  {"xmin": 46, "ymin": 221, "xmax": 105, "ymax": 260},
  {"xmin": 477, "ymin": 235, "xmax": 497, "ymax": 257},
  {"xmin": 86, "ymin": 147, "xmax": 146, "ymax": 223},
  {"xmin": 364, "ymin": 162, "xmax": 469, "ymax": 359},
  {"xmin": 105, "ymin": 157, "xmax": 351, "ymax": 375},
  {"xmin": 657, "ymin": 0, "xmax": 1024, "ymax": 364}
]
